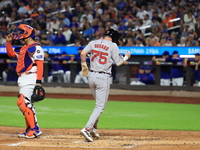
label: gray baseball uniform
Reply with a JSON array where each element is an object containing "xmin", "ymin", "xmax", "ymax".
[{"xmin": 83, "ymin": 39, "xmax": 124, "ymax": 130}]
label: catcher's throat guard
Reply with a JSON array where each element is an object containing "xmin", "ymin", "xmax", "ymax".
[{"xmin": 31, "ymin": 86, "xmax": 45, "ymax": 103}]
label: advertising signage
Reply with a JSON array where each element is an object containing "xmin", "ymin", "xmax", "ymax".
[{"xmin": 0, "ymin": 46, "xmax": 200, "ymax": 56}]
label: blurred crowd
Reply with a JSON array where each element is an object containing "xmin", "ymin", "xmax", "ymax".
[{"xmin": 0, "ymin": 0, "xmax": 200, "ymax": 47}]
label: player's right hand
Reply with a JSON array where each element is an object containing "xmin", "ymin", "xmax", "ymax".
[{"xmin": 6, "ymin": 34, "xmax": 13, "ymax": 42}]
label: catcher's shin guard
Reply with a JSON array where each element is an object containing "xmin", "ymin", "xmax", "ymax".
[{"xmin": 17, "ymin": 94, "xmax": 35, "ymax": 129}]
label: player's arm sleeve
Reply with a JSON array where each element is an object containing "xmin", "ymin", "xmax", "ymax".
[
  {"xmin": 6, "ymin": 42, "xmax": 16, "ymax": 57},
  {"xmin": 111, "ymin": 43, "xmax": 128, "ymax": 66},
  {"xmin": 33, "ymin": 46, "xmax": 44, "ymax": 84},
  {"xmin": 35, "ymin": 60, "xmax": 43, "ymax": 81}
]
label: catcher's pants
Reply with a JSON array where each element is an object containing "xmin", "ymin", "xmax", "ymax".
[
  {"xmin": 160, "ymin": 79, "xmax": 171, "ymax": 86},
  {"xmin": 18, "ymin": 73, "xmax": 38, "ymax": 124},
  {"xmin": 172, "ymin": 77, "xmax": 183, "ymax": 86}
]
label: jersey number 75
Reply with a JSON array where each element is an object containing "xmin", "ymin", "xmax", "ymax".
[{"xmin": 91, "ymin": 50, "xmax": 108, "ymax": 64}]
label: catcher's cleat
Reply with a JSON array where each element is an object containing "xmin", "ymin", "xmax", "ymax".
[
  {"xmin": 90, "ymin": 128, "xmax": 100, "ymax": 139},
  {"xmin": 25, "ymin": 129, "xmax": 38, "ymax": 139},
  {"xmin": 18, "ymin": 125, "xmax": 42, "ymax": 138},
  {"xmin": 80, "ymin": 128, "xmax": 93, "ymax": 142}
]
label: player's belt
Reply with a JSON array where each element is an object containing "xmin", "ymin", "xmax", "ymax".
[
  {"xmin": 18, "ymin": 72, "xmax": 36, "ymax": 77},
  {"xmin": 90, "ymin": 70, "xmax": 111, "ymax": 75}
]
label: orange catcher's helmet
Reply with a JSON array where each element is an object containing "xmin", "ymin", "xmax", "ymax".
[{"xmin": 12, "ymin": 24, "xmax": 36, "ymax": 40}]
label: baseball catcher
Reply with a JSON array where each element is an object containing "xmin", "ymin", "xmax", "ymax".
[{"xmin": 6, "ymin": 24, "xmax": 44, "ymax": 139}]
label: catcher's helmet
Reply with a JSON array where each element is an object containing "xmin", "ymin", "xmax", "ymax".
[
  {"xmin": 105, "ymin": 29, "xmax": 120, "ymax": 44},
  {"xmin": 12, "ymin": 24, "xmax": 36, "ymax": 40}
]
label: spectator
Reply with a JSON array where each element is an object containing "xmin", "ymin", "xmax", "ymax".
[
  {"xmin": 80, "ymin": 10, "xmax": 93, "ymax": 23},
  {"xmin": 177, "ymin": 37, "xmax": 186, "ymax": 46},
  {"xmin": 118, "ymin": 19, "xmax": 127, "ymax": 35},
  {"xmin": 143, "ymin": 14, "xmax": 153, "ymax": 27},
  {"xmin": 0, "ymin": 32, "xmax": 6, "ymax": 45},
  {"xmin": 186, "ymin": 34, "xmax": 196, "ymax": 46},
  {"xmin": 58, "ymin": 17, "xmax": 65, "ymax": 29},
  {"xmin": 135, "ymin": 37, "xmax": 144, "ymax": 47},
  {"xmin": 152, "ymin": 51, "xmax": 171, "ymax": 86},
  {"xmin": 163, "ymin": 14, "xmax": 174, "ymax": 28},
  {"xmin": 62, "ymin": 25, "xmax": 72, "ymax": 44},
  {"xmin": 70, "ymin": 16, "xmax": 79, "ymax": 28},
  {"xmin": 136, "ymin": 5, "xmax": 147, "ymax": 20},
  {"xmin": 109, "ymin": 19, "xmax": 118, "ymax": 30},
  {"xmin": 183, "ymin": 9, "xmax": 196, "ymax": 29},
  {"xmin": 51, "ymin": 17, "xmax": 60, "ymax": 32},
  {"xmin": 153, "ymin": 36, "xmax": 161, "ymax": 46},
  {"xmin": 164, "ymin": 37, "xmax": 172, "ymax": 46},
  {"xmin": 83, "ymin": 22, "xmax": 94, "ymax": 38},
  {"xmin": 53, "ymin": 29, "xmax": 66, "ymax": 46},
  {"xmin": 39, "ymin": 31, "xmax": 51, "ymax": 46},
  {"xmin": 125, "ymin": 38, "xmax": 134, "ymax": 46},
  {"xmin": 17, "ymin": 2, "xmax": 28, "ymax": 16}
]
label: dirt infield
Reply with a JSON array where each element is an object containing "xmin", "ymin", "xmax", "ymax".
[{"xmin": 0, "ymin": 92, "xmax": 200, "ymax": 150}]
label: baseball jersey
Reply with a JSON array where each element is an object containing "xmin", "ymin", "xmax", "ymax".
[
  {"xmin": 83, "ymin": 39, "xmax": 123, "ymax": 74},
  {"xmin": 166, "ymin": 57, "xmax": 184, "ymax": 78}
]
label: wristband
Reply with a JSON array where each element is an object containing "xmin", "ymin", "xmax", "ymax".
[
  {"xmin": 123, "ymin": 55, "xmax": 129, "ymax": 62},
  {"xmin": 81, "ymin": 62, "xmax": 87, "ymax": 66},
  {"xmin": 36, "ymin": 80, "xmax": 42, "ymax": 84}
]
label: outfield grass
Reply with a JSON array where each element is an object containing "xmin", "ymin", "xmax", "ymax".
[{"xmin": 0, "ymin": 96, "xmax": 199, "ymax": 131}]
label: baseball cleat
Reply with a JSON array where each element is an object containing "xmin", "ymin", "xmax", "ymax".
[
  {"xmin": 80, "ymin": 128, "xmax": 93, "ymax": 142},
  {"xmin": 18, "ymin": 131, "xmax": 27, "ymax": 138},
  {"xmin": 25, "ymin": 130, "xmax": 38, "ymax": 139},
  {"xmin": 18, "ymin": 125, "xmax": 42, "ymax": 138},
  {"xmin": 90, "ymin": 128, "xmax": 100, "ymax": 139}
]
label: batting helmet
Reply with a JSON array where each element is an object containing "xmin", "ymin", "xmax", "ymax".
[
  {"xmin": 12, "ymin": 24, "xmax": 36, "ymax": 40},
  {"xmin": 105, "ymin": 29, "xmax": 120, "ymax": 44}
]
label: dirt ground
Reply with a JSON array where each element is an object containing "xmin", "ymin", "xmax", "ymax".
[{"xmin": 0, "ymin": 92, "xmax": 200, "ymax": 150}]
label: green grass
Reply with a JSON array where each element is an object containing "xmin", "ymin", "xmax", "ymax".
[{"xmin": 0, "ymin": 96, "xmax": 200, "ymax": 131}]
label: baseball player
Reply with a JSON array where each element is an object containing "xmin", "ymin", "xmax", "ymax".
[
  {"xmin": 6, "ymin": 24, "xmax": 44, "ymax": 138},
  {"xmin": 166, "ymin": 51, "xmax": 185, "ymax": 86},
  {"xmin": 191, "ymin": 53, "xmax": 200, "ymax": 86},
  {"xmin": 80, "ymin": 29, "xmax": 130, "ymax": 142},
  {"xmin": 152, "ymin": 51, "xmax": 171, "ymax": 86}
]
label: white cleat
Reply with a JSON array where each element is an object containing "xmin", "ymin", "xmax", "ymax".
[
  {"xmin": 90, "ymin": 128, "xmax": 100, "ymax": 139},
  {"xmin": 80, "ymin": 128, "xmax": 93, "ymax": 142}
]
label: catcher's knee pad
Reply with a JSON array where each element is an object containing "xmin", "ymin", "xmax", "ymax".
[
  {"xmin": 17, "ymin": 94, "xmax": 35, "ymax": 128},
  {"xmin": 17, "ymin": 93, "xmax": 27, "ymax": 113}
]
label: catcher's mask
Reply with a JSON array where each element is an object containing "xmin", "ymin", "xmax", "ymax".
[
  {"xmin": 105, "ymin": 29, "xmax": 120, "ymax": 45},
  {"xmin": 11, "ymin": 24, "xmax": 36, "ymax": 40}
]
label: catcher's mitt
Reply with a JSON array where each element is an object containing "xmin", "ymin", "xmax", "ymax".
[
  {"xmin": 81, "ymin": 62, "xmax": 88, "ymax": 77},
  {"xmin": 31, "ymin": 86, "xmax": 45, "ymax": 103}
]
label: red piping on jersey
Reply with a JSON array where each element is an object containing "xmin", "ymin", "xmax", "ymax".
[
  {"xmin": 16, "ymin": 42, "xmax": 40, "ymax": 74},
  {"xmin": 6, "ymin": 42, "xmax": 16, "ymax": 57},
  {"xmin": 35, "ymin": 60, "xmax": 43, "ymax": 80}
]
